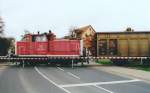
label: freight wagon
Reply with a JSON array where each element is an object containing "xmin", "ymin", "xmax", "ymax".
[{"xmin": 95, "ymin": 31, "xmax": 150, "ymax": 64}]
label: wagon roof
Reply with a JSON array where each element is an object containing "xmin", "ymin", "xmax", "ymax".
[{"xmin": 96, "ymin": 31, "xmax": 150, "ymax": 34}]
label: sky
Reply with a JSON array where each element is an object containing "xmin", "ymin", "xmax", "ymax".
[{"xmin": 0, "ymin": 0, "xmax": 150, "ymax": 40}]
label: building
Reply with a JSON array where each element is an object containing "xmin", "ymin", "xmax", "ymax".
[{"xmin": 73, "ymin": 25, "xmax": 96, "ymax": 55}]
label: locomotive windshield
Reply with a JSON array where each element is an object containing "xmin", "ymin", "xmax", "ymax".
[{"xmin": 32, "ymin": 35, "xmax": 47, "ymax": 42}]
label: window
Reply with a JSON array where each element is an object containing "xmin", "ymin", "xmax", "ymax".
[{"xmin": 32, "ymin": 35, "xmax": 47, "ymax": 42}]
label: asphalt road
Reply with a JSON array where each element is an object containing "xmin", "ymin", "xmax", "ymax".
[{"xmin": 0, "ymin": 65, "xmax": 150, "ymax": 93}]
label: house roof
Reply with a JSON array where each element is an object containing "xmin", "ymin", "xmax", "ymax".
[{"xmin": 75, "ymin": 25, "xmax": 96, "ymax": 34}]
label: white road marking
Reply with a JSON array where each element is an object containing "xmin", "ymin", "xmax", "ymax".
[
  {"xmin": 57, "ymin": 67, "xmax": 65, "ymax": 71},
  {"xmin": 94, "ymin": 85, "xmax": 114, "ymax": 93},
  {"xmin": 67, "ymin": 72, "xmax": 80, "ymax": 79},
  {"xmin": 57, "ymin": 67, "xmax": 80, "ymax": 79},
  {"xmin": 34, "ymin": 67, "xmax": 71, "ymax": 93},
  {"xmin": 60, "ymin": 79, "xmax": 141, "ymax": 88}
]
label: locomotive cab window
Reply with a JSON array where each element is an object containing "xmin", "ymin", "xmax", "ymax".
[{"xmin": 32, "ymin": 35, "xmax": 47, "ymax": 42}]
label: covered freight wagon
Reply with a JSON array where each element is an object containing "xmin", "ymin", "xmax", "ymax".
[{"xmin": 96, "ymin": 31, "xmax": 150, "ymax": 57}]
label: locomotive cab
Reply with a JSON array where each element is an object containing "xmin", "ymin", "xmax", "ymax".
[{"xmin": 22, "ymin": 31, "xmax": 56, "ymax": 42}]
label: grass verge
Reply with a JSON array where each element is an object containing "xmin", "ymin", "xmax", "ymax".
[
  {"xmin": 130, "ymin": 66, "xmax": 150, "ymax": 72},
  {"xmin": 96, "ymin": 59, "xmax": 113, "ymax": 65}
]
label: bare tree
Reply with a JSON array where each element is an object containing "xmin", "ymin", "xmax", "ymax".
[
  {"xmin": 68, "ymin": 26, "xmax": 78, "ymax": 39},
  {"xmin": 125, "ymin": 27, "xmax": 134, "ymax": 32},
  {"xmin": 24, "ymin": 29, "xmax": 31, "ymax": 35},
  {"xmin": 0, "ymin": 16, "xmax": 4, "ymax": 35},
  {"xmin": 0, "ymin": 16, "xmax": 16, "ymax": 55},
  {"xmin": 62, "ymin": 26, "xmax": 78, "ymax": 39}
]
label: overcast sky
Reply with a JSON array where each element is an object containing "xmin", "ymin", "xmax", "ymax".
[{"xmin": 0, "ymin": 0, "xmax": 150, "ymax": 40}]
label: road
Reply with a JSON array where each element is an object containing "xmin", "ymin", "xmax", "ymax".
[{"xmin": 0, "ymin": 65, "xmax": 150, "ymax": 93}]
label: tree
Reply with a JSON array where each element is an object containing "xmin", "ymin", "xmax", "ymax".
[
  {"xmin": 0, "ymin": 16, "xmax": 15, "ymax": 55},
  {"xmin": 0, "ymin": 17, "xmax": 4, "ymax": 35},
  {"xmin": 125, "ymin": 27, "xmax": 134, "ymax": 32},
  {"xmin": 0, "ymin": 37, "xmax": 15, "ymax": 55},
  {"xmin": 68, "ymin": 26, "xmax": 78, "ymax": 39},
  {"xmin": 8, "ymin": 37, "xmax": 15, "ymax": 54}
]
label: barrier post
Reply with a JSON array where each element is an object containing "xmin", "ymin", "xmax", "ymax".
[
  {"xmin": 72, "ymin": 59, "xmax": 74, "ymax": 68},
  {"xmin": 23, "ymin": 60, "xmax": 25, "ymax": 68},
  {"xmin": 140, "ymin": 57, "xmax": 143, "ymax": 65}
]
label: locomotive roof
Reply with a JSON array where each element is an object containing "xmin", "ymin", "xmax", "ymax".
[{"xmin": 25, "ymin": 32, "xmax": 55, "ymax": 36}]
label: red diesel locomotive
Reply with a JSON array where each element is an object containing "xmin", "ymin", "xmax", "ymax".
[
  {"xmin": 14, "ymin": 31, "xmax": 85, "ymax": 66},
  {"xmin": 11, "ymin": 31, "xmax": 85, "ymax": 65},
  {"xmin": 16, "ymin": 31, "xmax": 83, "ymax": 56}
]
